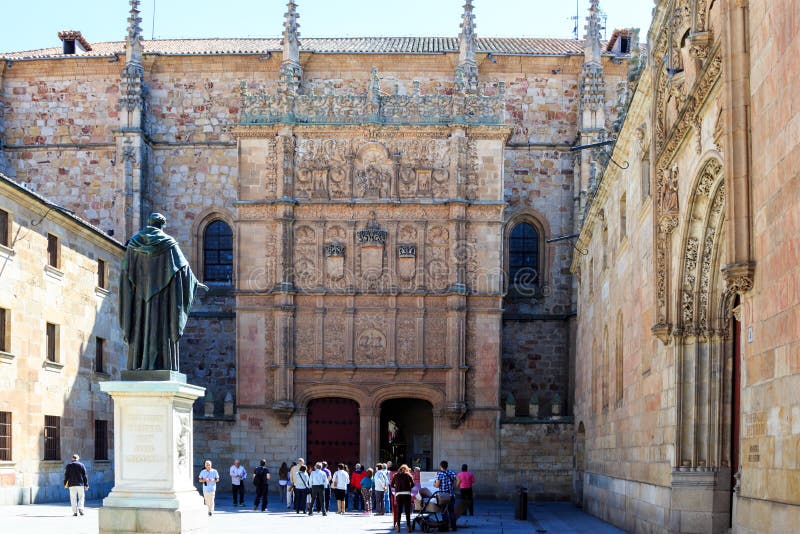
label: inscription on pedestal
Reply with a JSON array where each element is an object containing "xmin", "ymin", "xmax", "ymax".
[{"xmin": 121, "ymin": 408, "xmax": 167, "ymax": 480}]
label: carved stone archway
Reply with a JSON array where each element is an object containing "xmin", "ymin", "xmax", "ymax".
[{"xmin": 671, "ymin": 156, "xmax": 732, "ymax": 525}]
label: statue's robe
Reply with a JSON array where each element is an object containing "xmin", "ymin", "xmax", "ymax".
[{"xmin": 119, "ymin": 226, "xmax": 200, "ymax": 371}]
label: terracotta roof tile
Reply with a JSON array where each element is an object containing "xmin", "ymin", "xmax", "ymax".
[{"xmin": 1, "ymin": 36, "xmax": 590, "ymax": 60}]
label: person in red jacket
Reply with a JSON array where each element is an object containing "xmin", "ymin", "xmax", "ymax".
[{"xmin": 349, "ymin": 463, "xmax": 366, "ymax": 512}]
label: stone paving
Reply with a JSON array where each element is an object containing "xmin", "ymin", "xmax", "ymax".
[{"xmin": 0, "ymin": 498, "xmax": 625, "ymax": 533}]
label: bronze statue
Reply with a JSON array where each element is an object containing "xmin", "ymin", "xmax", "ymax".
[{"xmin": 119, "ymin": 213, "xmax": 207, "ymax": 371}]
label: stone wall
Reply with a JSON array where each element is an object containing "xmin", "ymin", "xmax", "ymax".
[
  {"xmin": 733, "ymin": 0, "xmax": 800, "ymax": 531},
  {"xmin": 0, "ymin": 174, "xmax": 125, "ymax": 504},
  {"xmin": 499, "ymin": 421, "xmax": 574, "ymax": 500}
]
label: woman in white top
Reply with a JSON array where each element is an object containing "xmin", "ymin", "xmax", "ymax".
[{"xmin": 331, "ymin": 463, "xmax": 350, "ymax": 514}]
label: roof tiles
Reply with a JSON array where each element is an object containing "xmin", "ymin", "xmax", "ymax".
[{"xmin": 2, "ymin": 36, "xmax": 589, "ymax": 60}]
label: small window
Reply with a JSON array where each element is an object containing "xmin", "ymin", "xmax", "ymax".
[
  {"xmin": 0, "ymin": 209, "xmax": 9, "ymax": 248},
  {"xmin": 97, "ymin": 258, "xmax": 106, "ymax": 289},
  {"xmin": 94, "ymin": 420, "xmax": 108, "ymax": 461},
  {"xmin": 95, "ymin": 337, "xmax": 105, "ymax": 373},
  {"xmin": 203, "ymin": 220, "xmax": 233, "ymax": 283},
  {"xmin": 44, "ymin": 415, "xmax": 61, "ymax": 460},
  {"xmin": 0, "ymin": 307, "xmax": 8, "ymax": 353},
  {"xmin": 641, "ymin": 153, "xmax": 651, "ymax": 201},
  {"xmin": 508, "ymin": 222, "xmax": 540, "ymax": 286},
  {"xmin": 619, "ymin": 193, "xmax": 627, "ymax": 241},
  {"xmin": 46, "ymin": 323, "xmax": 58, "ymax": 363},
  {"xmin": 0, "ymin": 411, "xmax": 10, "ymax": 461},
  {"xmin": 47, "ymin": 234, "xmax": 60, "ymax": 268}
]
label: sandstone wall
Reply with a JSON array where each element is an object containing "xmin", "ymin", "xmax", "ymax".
[
  {"xmin": 0, "ymin": 177, "xmax": 125, "ymax": 504},
  {"xmin": 733, "ymin": 0, "xmax": 800, "ymax": 531}
]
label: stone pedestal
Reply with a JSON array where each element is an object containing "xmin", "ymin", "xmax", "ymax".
[{"xmin": 99, "ymin": 379, "xmax": 207, "ymax": 534}]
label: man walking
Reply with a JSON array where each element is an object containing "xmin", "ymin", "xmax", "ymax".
[
  {"xmin": 229, "ymin": 459, "xmax": 247, "ymax": 506},
  {"xmin": 309, "ymin": 462, "xmax": 328, "ymax": 516},
  {"xmin": 434, "ymin": 460, "xmax": 459, "ymax": 531},
  {"xmin": 252, "ymin": 459, "xmax": 271, "ymax": 511},
  {"xmin": 199, "ymin": 460, "xmax": 220, "ymax": 516},
  {"xmin": 63, "ymin": 454, "xmax": 89, "ymax": 517}
]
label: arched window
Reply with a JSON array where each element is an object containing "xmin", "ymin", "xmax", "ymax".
[
  {"xmin": 203, "ymin": 220, "xmax": 233, "ymax": 283},
  {"xmin": 508, "ymin": 222, "xmax": 539, "ymax": 285}
]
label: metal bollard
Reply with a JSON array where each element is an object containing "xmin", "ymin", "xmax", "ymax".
[{"xmin": 514, "ymin": 486, "xmax": 528, "ymax": 520}]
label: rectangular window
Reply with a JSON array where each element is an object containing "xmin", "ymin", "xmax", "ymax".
[
  {"xmin": 0, "ymin": 307, "xmax": 7, "ymax": 353},
  {"xmin": 44, "ymin": 415, "xmax": 60, "ymax": 460},
  {"xmin": 97, "ymin": 258, "xmax": 106, "ymax": 289},
  {"xmin": 46, "ymin": 322, "xmax": 58, "ymax": 362},
  {"xmin": 47, "ymin": 234, "xmax": 60, "ymax": 268},
  {"xmin": 95, "ymin": 337, "xmax": 105, "ymax": 373},
  {"xmin": 0, "ymin": 209, "xmax": 9, "ymax": 248},
  {"xmin": 0, "ymin": 411, "xmax": 10, "ymax": 461},
  {"xmin": 94, "ymin": 419, "xmax": 108, "ymax": 461}
]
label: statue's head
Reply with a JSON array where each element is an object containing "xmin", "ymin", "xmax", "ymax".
[{"xmin": 147, "ymin": 213, "xmax": 167, "ymax": 229}]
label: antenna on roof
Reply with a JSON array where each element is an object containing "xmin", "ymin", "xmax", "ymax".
[{"xmin": 569, "ymin": 0, "xmax": 579, "ymax": 40}]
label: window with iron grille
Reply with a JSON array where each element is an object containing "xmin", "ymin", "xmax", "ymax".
[
  {"xmin": 97, "ymin": 258, "xmax": 106, "ymax": 288},
  {"xmin": 46, "ymin": 323, "xmax": 57, "ymax": 362},
  {"xmin": 203, "ymin": 220, "xmax": 233, "ymax": 283},
  {"xmin": 95, "ymin": 337, "xmax": 105, "ymax": 373},
  {"xmin": 47, "ymin": 234, "xmax": 59, "ymax": 268},
  {"xmin": 44, "ymin": 415, "xmax": 60, "ymax": 460},
  {"xmin": 0, "ymin": 412, "xmax": 11, "ymax": 461},
  {"xmin": 94, "ymin": 420, "xmax": 108, "ymax": 461},
  {"xmin": 0, "ymin": 209, "xmax": 9, "ymax": 248},
  {"xmin": 0, "ymin": 307, "xmax": 8, "ymax": 353},
  {"xmin": 508, "ymin": 222, "xmax": 539, "ymax": 285}
]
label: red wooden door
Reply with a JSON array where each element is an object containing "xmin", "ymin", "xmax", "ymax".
[
  {"xmin": 306, "ymin": 398, "xmax": 360, "ymax": 466},
  {"xmin": 731, "ymin": 309, "xmax": 741, "ymax": 489}
]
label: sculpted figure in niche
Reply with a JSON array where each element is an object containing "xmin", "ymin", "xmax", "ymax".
[{"xmin": 119, "ymin": 213, "xmax": 207, "ymax": 371}]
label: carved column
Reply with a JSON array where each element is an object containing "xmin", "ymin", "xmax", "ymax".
[
  {"xmin": 360, "ymin": 407, "xmax": 378, "ymax": 465},
  {"xmin": 445, "ymin": 294, "xmax": 467, "ymax": 427},
  {"xmin": 387, "ymin": 295, "xmax": 397, "ymax": 367},
  {"xmin": 416, "ymin": 297, "xmax": 426, "ymax": 366},
  {"xmin": 272, "ymin": 294, "xmax": 296, "ymax": 423},
  {"xmin": 721, "ymin": 0, "xmax": 755, "ymax": 290},
  {"xmin": 345, "ymin": 298, "xmax": 355, "ymax": 367},
  {"xmin": 315, "ymin": 296, "xmax": 325, "ymax": 366}
]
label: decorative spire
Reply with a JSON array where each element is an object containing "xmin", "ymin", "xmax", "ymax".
[
  {"xmin": 280, "ymin": 1, "xmax": 302, "ymax": 95},
  {"xmin": 456, "ymin": 0, "xmax": 478, "ymax": 94},
  {"xmin": 125, "ymin": 0, "xmax": 143, "ymax": 64},
  {"xmin": 583, "ymin": 0, "xmax": 603, "ymax": 65},
  {"xmin": 119, "ymin": 0, "xmax": 145, "ymax": 117}
]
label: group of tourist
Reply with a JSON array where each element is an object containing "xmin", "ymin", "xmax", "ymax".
[{"xmin": 196, "ymin": 457, "xmax": 476, "ymax": 532}]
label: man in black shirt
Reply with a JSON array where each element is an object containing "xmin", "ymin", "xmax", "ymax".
[
  {"xmin": 63, "ymin": 454, "xmax": 89, "ymax": 516},
  {"xmin": 252, "ymin": 459, "xmax": 271, "ymax": 511}
]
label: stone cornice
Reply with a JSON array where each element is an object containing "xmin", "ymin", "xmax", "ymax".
[{"xmin": 232, "ymin": 123, "xmax": 510, "ymax": 141}]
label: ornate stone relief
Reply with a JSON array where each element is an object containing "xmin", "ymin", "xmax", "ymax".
[
  {"xmin": 355, "ymin": 143, "xmax": 393, "ymax": 198},
  {"xmin": 426, "ymin": 225, "xmax": 450, "ymax": 291},
  {"xmin": 653, "ymin": 43, "xmax": 723, "ymax": 342},
  {"xmin": 676, "ymin": 158, "xmax": 725, "ymax": 338},
  {"xmin": 358, "ymin": 214, "xmax": 388, "ymax": 286},
  {"xmin": 294, "ymin": 225, "xmax": 318, "ymax": 287},
  {"xmin": 396, "ymin": 315, "xmax": 417, "ymax": 365},
  {"xmin": 355, "ymin": 313, "xmax": 386, "ymax": 364}
]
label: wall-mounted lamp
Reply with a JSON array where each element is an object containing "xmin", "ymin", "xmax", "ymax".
[
  {"xmin": 258, "ymin": 52, "xmax": 272, "ymax": 60},
  {"xmin": 552, "ymin": 67, "xmax": 562, "ymax": 74},
  {"xmin": 486, "ymin": 52, "xmax": 497, "ymax": 64},
  {"xmin": 5, "ymin": 60, "xmax": 12, "ymax": 68},
  {"xmin": 108, "ymin": 53, "xmax": 120, "ymax": 63}
]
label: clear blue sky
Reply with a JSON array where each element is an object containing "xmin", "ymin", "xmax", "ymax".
[{"xmin": 0, "ymin": 1, "xmax": 654, "ymax": 54}]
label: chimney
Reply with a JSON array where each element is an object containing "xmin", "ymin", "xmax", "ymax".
[{"xmin": 58, "ymin": 30, "xmax": 92, "ymax": 55}]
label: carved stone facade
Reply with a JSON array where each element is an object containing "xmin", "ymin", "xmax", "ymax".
[
  {"xmin": 0, "ymin": 1, "xmax": 634, "ymax": 497},
  {"xmin": 574, "ymin": 0, "xmax": 800, "ymax": 532}
]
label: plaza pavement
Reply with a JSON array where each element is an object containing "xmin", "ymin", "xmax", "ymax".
[{"xmin": 0, "ymin": 498, "xmax": 625, "ymax": 533}]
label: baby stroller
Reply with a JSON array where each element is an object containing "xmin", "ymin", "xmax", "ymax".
[{"xmin": 413, "ymin": 488, "xmax": 453, "ymax": 532}]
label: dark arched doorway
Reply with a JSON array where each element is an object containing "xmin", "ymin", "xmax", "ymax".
[
  {"xmin": 379, "ymin": 398, "xmax": 433, "ymax": 470},
  {"xmin": 306, "ymin": 398, "xmax": 360, "ymax": 465}
]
